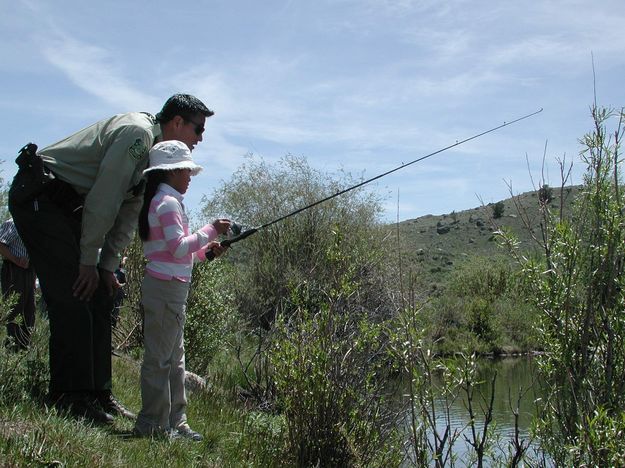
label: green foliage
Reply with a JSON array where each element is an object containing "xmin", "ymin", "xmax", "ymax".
[
  {"xmin": 506, "ymin": 105, "xmax": 625, "ymax": 465},
  {"xmin": 227, "ymin": 411, "xmax": 289, "ymax": 467},
  {"xmin": 201, "ymin": 154, "xmax": 389, "ymax": 328},
  {"xmin": 538, "ymin": 184, "xmax": 553, "ymax": 205},
  {"xmin": 422, "ymin": 255, "xmax": 540, "ymax": 354},
  {"xmin": 492, "ymin": 201, "xmax": 505, "ymax": 219},
  {"xmin": 111, "ymin": 233, "xmax": 145, "ymax": 352},
  {"xmin": 466, "ymin": 297, "xmax": 496, "ymax": 343},
  {"xmin": 184, "ymin": 259, "xmax": 238, "ymax": 375},
  {"xmin": 0, "ymin": 295, "xmax": 49, "ymax": 405},
  {"xmin": 0, "ymin": 165, "xmax": 10, "ymax": 222},
  {"xmin": 270, "ymin": 281, "xmax": 402, "ymax": 467},
  {"xmin": 387, "ymin": 310, "xmax": 538, "ymax": 467}
]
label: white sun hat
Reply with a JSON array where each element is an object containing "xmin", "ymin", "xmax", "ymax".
[{"xmin": 143, "ymin": 140, "xmax": 203, "ymax": 176}]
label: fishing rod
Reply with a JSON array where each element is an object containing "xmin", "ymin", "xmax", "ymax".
[{"xmin": 207, "ymin": 108, "xmax": 543, "ymax": 259}]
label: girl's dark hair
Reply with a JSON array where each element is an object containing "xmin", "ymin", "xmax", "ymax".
[{"xmin": 138, "ymin": 170, "xmax": 170, "ymax": 240}]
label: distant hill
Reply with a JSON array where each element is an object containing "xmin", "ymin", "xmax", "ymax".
[{"xmin": 386, "ymin": 185, "xmax": 581, "ymax": 293}]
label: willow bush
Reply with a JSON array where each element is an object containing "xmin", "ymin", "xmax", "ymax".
[
  {"xmin": 200, "ymin": 154, "xmax": 404, "ymax": 465},
  {"xmin": 201, "ymin": 154, "xmax": 391, "ymax": 329},
  {"xmin": 184, "ymin": 258, "xmax": 238, "ymax": 375},
  {"xmin": 270, "ymin": 270, "xmax": 402, "ymax": 467},
  {"xmin": 0, "ymin": 293, "xmax": 48, "ymax": 405},
  {"xmin": 111, "ymin": 233, "xmax": 145, "ymax": 352},
  {"xmin": 502, "ymin": 105, "xmax": 625, "ymax": 465},
  {"xmin": 419, "ymin": 255, "xmax": 540, "ymax": 355}
]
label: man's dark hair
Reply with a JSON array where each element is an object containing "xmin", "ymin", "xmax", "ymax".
[{"xmin": 155, "ymin": 93, "xmax": 214, "ymax": 123}]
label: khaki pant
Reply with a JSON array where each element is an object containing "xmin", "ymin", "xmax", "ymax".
[{"xmin": 135, "ymin": 274, "xmax": 189, "ymax": 434}]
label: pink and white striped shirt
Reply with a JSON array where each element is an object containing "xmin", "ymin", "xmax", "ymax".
[{"xmin": 144, "ymin": 183, "xmax": 217, "ymax": 282}]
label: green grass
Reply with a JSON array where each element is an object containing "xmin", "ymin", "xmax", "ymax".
[{"xmin": 0, "ymin": 346, "xmax": 287, "ymax": 467}]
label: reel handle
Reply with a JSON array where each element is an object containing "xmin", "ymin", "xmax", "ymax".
[{"xmin": 205, "ymin": 228, "xmax": 258, "ymax": 261}]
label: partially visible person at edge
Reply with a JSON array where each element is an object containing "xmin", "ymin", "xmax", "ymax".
[
  {"xmin": 0, "ymin": 218, "xmax": 36, "ymax": 351},
  {"xmin": 8, "ymin": 94, "xmax": 213, "ymax": 425},
  {"xmin": 133, "ymin": 140, "xmax": 229, "ymax": 440}
]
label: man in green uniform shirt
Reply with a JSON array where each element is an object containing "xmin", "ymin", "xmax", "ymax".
[{"xmin": 9, "ymin": 94, "xmax": 213, "ymax": 424}]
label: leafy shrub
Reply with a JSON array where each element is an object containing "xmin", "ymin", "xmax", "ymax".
[
  {"xmin": 538, "ymin": 184, "xmax": 553, "ymax": 205},
  {"xmin": 201, "ymin": 154, "xmax": 390, "ymax": 329},
  {"xmin": 492, "ymin": 201, "xmax": 505, "ymax": 219},
  {"xmin": 0, "ymin": 294, "xmax": 49, "ymax": 405},
  {"xmin": 504, "ymin": 105, "xmax": 625, "ymax": 466},
  {"xmin": 185, "ymin": 259, "xmax": 238, "ymax": 375},
  {"xmin": 446, "ymin": 255, "xmax": 514, "ymax": 299},
  {"xmin": 423, "ymin": 255, "xmax": 539, "ymax": 354},
  {"xmin": 270, "ymin": 282, "xmax": 402, "ymax": 467},
  {"xmin": 466, "ymin": 298, "xmax": 497, "ymax": 344},
  {"xmin": 111, "ymin": 233, "xmax": 145, "ymax": 351}
]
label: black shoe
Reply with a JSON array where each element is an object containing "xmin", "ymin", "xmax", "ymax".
[
  {"xmin": 96, "ymin": 391, "xmax": 136, "ymax": 420},
  {"xmin": 53, "ymin": 393, "xmax": 114, "ymax": 425}
]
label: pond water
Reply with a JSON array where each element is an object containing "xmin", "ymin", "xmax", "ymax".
[{"xmin": 400, "ymin": 356, "xmax": 551, "ymax": 467}]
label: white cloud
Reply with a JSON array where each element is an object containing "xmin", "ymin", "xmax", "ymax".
[
  {"xmin": 39, "ymin": 33, "xmax": 158, "ymax": 110},
  {"xmin": 2, "ymin": 0, "xmax": 625, "ymax": 222}
]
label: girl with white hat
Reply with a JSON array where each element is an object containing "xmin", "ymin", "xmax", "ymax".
[{"xmin": 133, "ymin": 140, "xmax": 230, "ymax": 440}]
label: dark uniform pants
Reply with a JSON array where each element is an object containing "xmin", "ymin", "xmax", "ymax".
[
  {"xmin": 1, "ymin": 260, "xmax": 36, "ymax": 349},
  {"xmin": 9, "ymin": 186, "xmax": 114, "ymax": 395}
]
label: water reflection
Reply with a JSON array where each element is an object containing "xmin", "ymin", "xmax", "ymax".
[{"xmin": 401, "ymin": 356, "xmax": 549, "ymax": 466}]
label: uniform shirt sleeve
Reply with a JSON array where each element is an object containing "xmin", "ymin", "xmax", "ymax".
[
  {"xmin": 0, "ymin": 220, "xmax": 15, "ymax": 247},
  {"xmin": 155, "ymin": 195, "xmax": 218, "ymax": 258},
  {"xmin": 79, "ymin": 125, "xmax": 150, "ymax": 267},
  {"xmin": 99, "ymin": 193, "xmax": 144, "ymax": 271}
]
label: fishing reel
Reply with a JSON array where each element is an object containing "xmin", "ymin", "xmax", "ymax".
[
  {"xmin": 206, "ymin": 221, "xmax": 257, "ymax": 260},
  {"xmin": 229, "ymin": 222, "xmax": 244, "ymax": 237}
]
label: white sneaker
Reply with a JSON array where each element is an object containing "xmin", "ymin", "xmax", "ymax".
[
  {"xmin": 133, "ymin": 426, "xmax": 180, "ymax": 440},
  {"xmin": 176, "ymin": 424, "xmax": 203, "ymax": 441}
]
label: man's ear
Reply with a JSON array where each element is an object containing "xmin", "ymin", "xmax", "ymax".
[
  {"xmin": 172, "ymin": 115, "xmax": 186, "ymax": 129},
  {"xmin": 161, "ymin": 115, "xmax": 185, "ymax": 139}
]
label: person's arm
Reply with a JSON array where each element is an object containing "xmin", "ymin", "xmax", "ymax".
[
  {"xmin": 155, "ymin": 196, "xmax": 223, "ymax": 257},
  {"xmin": 80, "ymin": 125, "xmax": 150, "ymax": 267},
  {"xmin": 0, "ymin": 222, "xmax": 29, "ymax": 269},
  {"xmin": 99, "ymin": 194, "xmax": 144, "ymax": 272},
  {"xmin": 0, "ymin": 243, "xmax": 28, "ymax": 269},
  {"xmin": 73, "ymin": 125, "xmax": 150, "ymax": 300},
  {"xmin": 195, "ymin": 240, "xmax": 228, "ymax": 262}
]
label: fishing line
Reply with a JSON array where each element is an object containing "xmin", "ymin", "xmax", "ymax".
[{"xmin": 208, "ymin": 108, "xmax": 543, "ymax": 258}]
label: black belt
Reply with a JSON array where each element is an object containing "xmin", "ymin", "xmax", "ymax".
[{"xmin": 43, "ymin": 172, "xmax": 84, "ymax": 219}]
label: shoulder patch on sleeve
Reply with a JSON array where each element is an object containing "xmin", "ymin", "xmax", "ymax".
[{"xmin": 128, "ymin": 138, "xmax": 148, "ymax": 161}]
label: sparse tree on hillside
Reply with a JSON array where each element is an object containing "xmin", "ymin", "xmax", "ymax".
[
  {"xmin": 492, "ymin": 201, "xmax": 505, "ymax": 219},
  {"xmin": 538, "ymin": 184, "xmax": 553, "ymax": 205}
]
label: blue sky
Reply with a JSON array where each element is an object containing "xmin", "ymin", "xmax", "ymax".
[{"xmin": 2, "ymin": 0, "xmax": 625, "ymax": 222}]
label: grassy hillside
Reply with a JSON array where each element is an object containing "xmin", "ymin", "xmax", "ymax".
[{"xmin": 389, "ymin": 185, "xmax": 581, "ymax": 293}]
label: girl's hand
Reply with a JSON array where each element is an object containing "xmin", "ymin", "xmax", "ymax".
[
  {"xmin": 212, "ymin": 218, "xmax": 231, "ymax": 235},
  {"xmin": 207, "ymin": 241, "xmax": 228, "ymax": 258}
]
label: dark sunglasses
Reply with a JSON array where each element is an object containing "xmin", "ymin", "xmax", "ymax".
[{"xmin": 184, "ymin": 117, "xmax": 205, "ymax": 136}]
